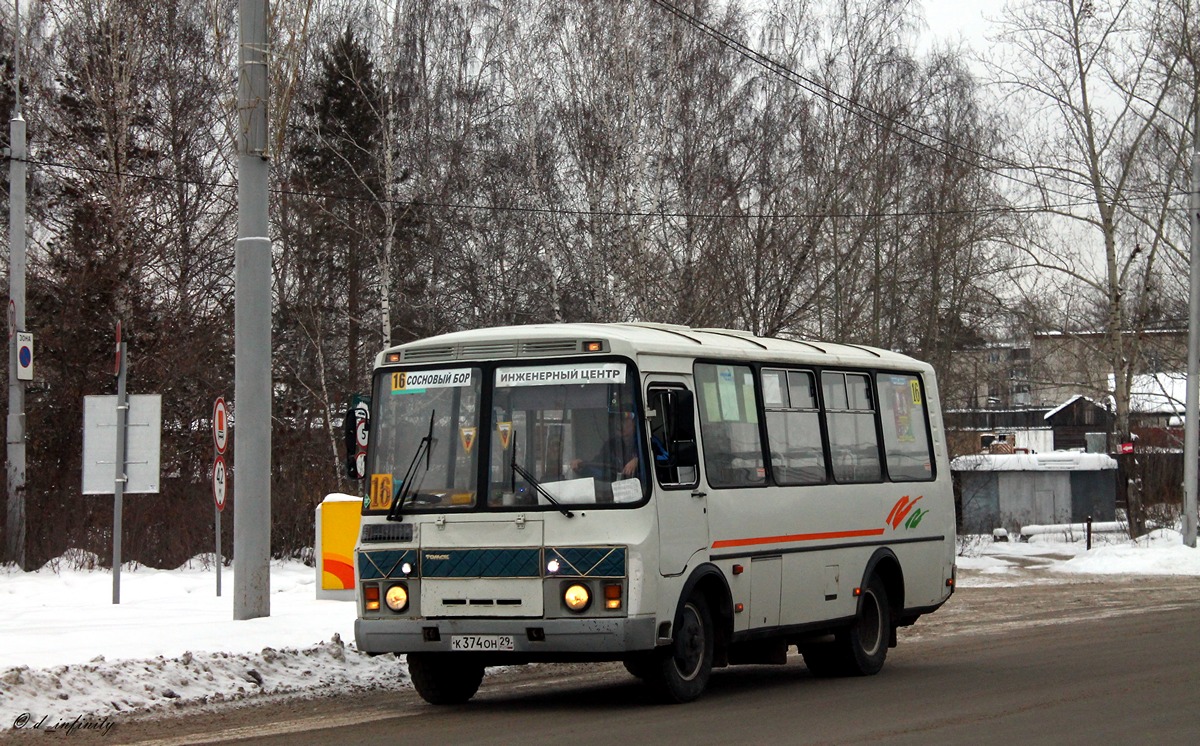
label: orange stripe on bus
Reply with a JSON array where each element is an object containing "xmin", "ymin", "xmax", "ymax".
[{"xmin": 711, "ymin": 528, "xmax": 886, "ymax": 549}]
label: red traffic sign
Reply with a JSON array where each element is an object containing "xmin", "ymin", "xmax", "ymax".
[
  {"xmin": 212, "ymin": 455, "xmax": 227, "ymax": 511},
  {"xmin": 114, "ymin": 321, "xmax": 122, "ymax": 377},
  {"xmin": 1119, "ymin": 442, "xmax": 1134, "ymax": 455},
  {"xmin": 213, "ymin": 397, "xmax": 229, "ymax": 455}
]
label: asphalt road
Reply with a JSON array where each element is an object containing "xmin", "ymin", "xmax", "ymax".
[{"xmin": 20, "ymin": 577, "xmax": 1200, "ymax": 746}]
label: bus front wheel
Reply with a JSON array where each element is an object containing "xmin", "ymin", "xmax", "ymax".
[
  {"xmin": 407, "ymin": 653, "xmax": 485, "ymax": 705},
  {"xmin": 646, "ymin": 594, "xmax": 714, "ymax": 703}
]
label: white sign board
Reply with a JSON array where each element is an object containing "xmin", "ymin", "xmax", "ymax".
[
  {"xmin": 82, "ymin": 394, "xmax": 162, "ymax": 494},
  {"xmin": 16, "ymin": 332, "xmax": 33, "ymax": 381},
  {"xmin": 495, "ymin": 363, "xmax": 627, "ymax": 387}
]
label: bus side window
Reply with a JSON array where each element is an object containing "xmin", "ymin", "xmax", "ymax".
[
  {"xmin": 648, "ymin": 387, "xmax": 699, "ymax": 488},
  {"xmin": 762, "ymin": 369, "xmax": 827, "ymax": 485},
  {"xmin": 822, "ymin": 371, "xmax": 882, "ymax": 483},
  {"xmin": 694, "ymin": 364, "xmax": 765, "ymax": 488},
  {"xmin": 876, "ymin": 373, "xmax": 935, "ymax": 481}
]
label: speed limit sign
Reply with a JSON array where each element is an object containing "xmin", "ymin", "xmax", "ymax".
[{"xmin": 212, "ymin": 455, "xmax": 227, "ymax": 512}]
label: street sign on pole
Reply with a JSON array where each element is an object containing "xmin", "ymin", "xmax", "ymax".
[
  {"xmin": 81, "ymin": 395, "xmax": 162, "ymax": 494},
  {"xmin": 213, "ymin": 455, "xmax": 227, "ymax": 511},
  {"xmin": 353, "ymin": 396, "xmax": 369, "ymax": 478},
  {"xmin": 213, "ymin": 395, "xmax": 228, "ymax": 598},
  {"xmin": 113, "ymin": 321, "xmax": 122, "ymax": 378},
  {"xmin": 213, "ymin": 396, "xmax": 229, "ymax": 455},
  {"xmin": 16, "ymin": 332, "xmax": 32, "ymax": 381}
]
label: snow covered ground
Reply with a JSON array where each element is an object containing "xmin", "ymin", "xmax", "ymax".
[{"xmin": 2, "ymin": 531, "xmax": 1199, "ymax": 731}]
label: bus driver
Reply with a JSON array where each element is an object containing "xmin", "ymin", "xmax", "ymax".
[{"xmin": 571, "ymin": 412, "xmax": 640, "ymax": 481}]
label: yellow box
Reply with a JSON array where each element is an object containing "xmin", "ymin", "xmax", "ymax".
[{"xmin": 317, "ymin": 494, "xmax": 362, "ymax": 594}]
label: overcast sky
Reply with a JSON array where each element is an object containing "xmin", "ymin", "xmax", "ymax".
[{"xmin": 921, "ymin": 0, "xmax": 1007, "ymax": 49}]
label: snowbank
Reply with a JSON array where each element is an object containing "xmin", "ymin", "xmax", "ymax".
[
  {"xmin": 0, "ymin": 559, "xmax": 409, "ymax": 725},
  {"xmin": 3, "ymin": 533, "xmax": 1199, "ymax": 727}
]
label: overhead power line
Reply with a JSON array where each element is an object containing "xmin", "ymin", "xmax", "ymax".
[
  {"xmin": 646, "ymin": 0, "xmax": 1099, "ymax": 205},
  {"xmin": 7, "ymin": 153, "xmax": 1119, "ymax": 221}
]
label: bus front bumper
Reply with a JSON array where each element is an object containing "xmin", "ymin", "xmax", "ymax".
[{"xmin": 355, "ymin": 615, "xmax": 658, "ymax": 656}]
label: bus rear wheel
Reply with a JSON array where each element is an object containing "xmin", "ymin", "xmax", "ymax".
[
  {"xmin": 645, "ymin": 595, "xmax": 714, "ymax": 703},
  {"xmin": 407, "ymin": 653, "xmax": 485, "ymax": 705},
  {"xmin": 802, "ymin": 575, "xmax": 890, "ymax": 677}
]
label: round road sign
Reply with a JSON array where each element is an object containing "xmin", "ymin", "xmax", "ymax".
[
  {"xmin": 353, "ymin": 400, "xmax": 369, "ymax": 448},
  {"xmin": 212, "ymin": 455, "xmax": 227, "ymax": 511},
  {"xmin": 213, "ymin": 397, "xmax": 229, "ymax": 455},
  {"xmin": 114, "ymin": 321, "xmax": 122, "ymax": 377}
]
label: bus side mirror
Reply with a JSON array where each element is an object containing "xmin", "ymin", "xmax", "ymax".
[
  {"xmin": 344, "ymin": 395, "xmax": 370, "ymax": 480},
  {"xmin": 670, "ymin": 390, "xmax": 699, "ymax": 469}
]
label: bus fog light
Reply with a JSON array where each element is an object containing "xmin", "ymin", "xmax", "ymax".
[
  {"xmin": 564, "ymin": 584, "xmax": 591, "ymax": 612},
  {"xmin": 604, "ymin": 583, "xmax": 622, "ymax": 610},
  {"xmin": 385, "ymin": 584, "xmax": 409, "ymax": 612}
]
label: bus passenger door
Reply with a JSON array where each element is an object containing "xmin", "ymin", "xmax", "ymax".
[{"xmin": 647, "ymin": 382, "xmax": 709, "ymax": 576}]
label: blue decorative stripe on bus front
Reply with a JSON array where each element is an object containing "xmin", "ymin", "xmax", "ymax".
[
  {"xmin": 357, "ymin": 549, "xmax": 416, "ymax": 580},
  {"xmin": 421, "ymin": 548, "xmax": 541, "ymax": 578},
  {"xmin": 357, "ymin": 546, "xmax": 627, "ymax": 580},
  {"xmin": 547, "ymin": 547, "xmax": 626, "ymax": 577}
]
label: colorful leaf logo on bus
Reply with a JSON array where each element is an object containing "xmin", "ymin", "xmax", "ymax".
[{"xmin": 886, "ymin": 495, "xmax": 926, "ymax": 530}]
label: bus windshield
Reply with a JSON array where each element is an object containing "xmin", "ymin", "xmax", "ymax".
[
  {"xmin": 488, "ymin": 361, "xmax": 647, "ymax": 509},
  {"xmin": 366, "ymin": 367, "xmax": 481, "ymax": 513}
]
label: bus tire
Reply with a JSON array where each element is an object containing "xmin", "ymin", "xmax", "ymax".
[
  {"xmin": 407, "ymin": 653, "xmax": 485, "ymax": 705},
  {"xmin": 802, "ymin": 574, "xmax": 890, "ymax": 677},
  {"xmin": 646, "ymin": 594, "xmax": 714, "ymax": 703}
]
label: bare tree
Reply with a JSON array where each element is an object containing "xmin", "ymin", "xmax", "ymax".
[{"xmin": 990, "ymin": 0, "xmax": 1186, "ymax": 533}]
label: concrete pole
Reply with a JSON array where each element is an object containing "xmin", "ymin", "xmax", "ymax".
[
  {"xmin": 1185, "ymin": 82, "xmax": 1200, "ymax": 549},
  {"xmin": 5, "ymin": 0, "xmax": 26, "ymax": 570},
  {"xmin": 234, "ymin": 0, "xmax": 272, "ymax": 619}
]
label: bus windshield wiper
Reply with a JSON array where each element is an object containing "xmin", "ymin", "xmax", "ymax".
[
  {"xmin": 510, "ymin": 433, "xmax": 573, "ymax": 518},
  {"xmin": 387, "ymin": 410, "xmax": 436, "ymax": 522}
]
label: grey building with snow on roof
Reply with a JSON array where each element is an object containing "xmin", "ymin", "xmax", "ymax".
[{"xmin": 952, "ymin": 452, "xmax": 1118, "ymax": 534}]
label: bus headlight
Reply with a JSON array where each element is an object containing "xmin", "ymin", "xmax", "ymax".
[
  {"xmin": 385, "ymin": 584, "xmax": 409, "ymax": 612},
  {"xmin": 564, "ymin": 583, "xmax": 591, "ymax": 612}
]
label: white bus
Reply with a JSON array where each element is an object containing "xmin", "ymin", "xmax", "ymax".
[{"xmin": 351, "ymin": 323, "xmax": 955, "ymax": 704}]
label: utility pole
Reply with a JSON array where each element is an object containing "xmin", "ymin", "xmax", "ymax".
[
  {"xmin": 1185, "ymin": 71, "xmax": 1200, "ymax": 549},
  {"xmin": 6, "ymin": 0, "xmax": 27, "ymax": 570},
  {"xmin": 234, "ymin": 0, "xmax": 272, "ymax": 619},
  {"xmin": 112, "ymin": 334, "xmax": 128, "ymax": 603}
]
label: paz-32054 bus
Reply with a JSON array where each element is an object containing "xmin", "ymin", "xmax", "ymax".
[{"xmin": 351, "ymin": 323, "xmax": 955, "ymax": 704}]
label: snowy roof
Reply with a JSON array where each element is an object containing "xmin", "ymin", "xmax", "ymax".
[
  {"xmin": 951, "ymin": 452, "xmax": 1118, "ymax": 472},
  {"xmin": 1042, "ymin": 395, "xmax": 1098, "ymax": 420}
]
